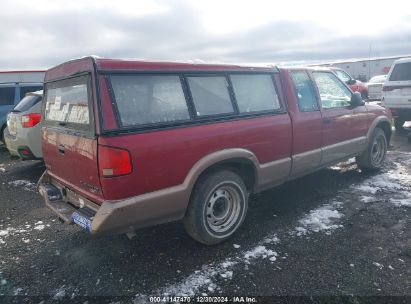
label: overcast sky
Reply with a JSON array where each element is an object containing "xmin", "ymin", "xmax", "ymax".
[{"xmin": 1, "ymin": 0, "xmax": 411, "ymax": 69}]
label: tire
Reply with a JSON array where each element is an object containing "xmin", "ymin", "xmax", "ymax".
[
  {"xmin": 183, "ymin": 170, "xmax": 248, "ymax": 245},
  {"xmin": 394, "ymin": 118, "xmax": 405, "ymax": 130},
  {"xmin": 356, "ymin": 128, "xmax": 387, "ymax": 171},
  {"xmin": 0, "ymin": 125, "xmax": 6, "ymax": 144}
]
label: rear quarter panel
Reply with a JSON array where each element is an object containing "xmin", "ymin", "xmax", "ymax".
[{"xmin": 98, "ymin": 115, "xmax": 292, "ymax": 200}]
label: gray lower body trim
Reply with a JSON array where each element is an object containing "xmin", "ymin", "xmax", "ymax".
[
  {"xmin": 257, "ymin": 157, "xmax": 291, "ymax": 191},
  {"xmin": 322, "ymin": 136, "xmax": 367, "ymax": 164},
  {"xmin": 291, "ymin": 148, "xmax": 322, "ymax": 177}
]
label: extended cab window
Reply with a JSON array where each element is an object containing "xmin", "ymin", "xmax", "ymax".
[
  {"xmin": 187, "ymin": 76, "xmax": 234, "ymax": 116},
  {"xmin": 110, "ymin": 75, "xmax": 190, "ymax": 127},
  {"xmin": 44, "ymin": 75, "xmax": 91, "ymax": 129},
  {"xmin": 230, "ymin": 74, "xmax": 280, "ymax": 113},
  {"xmin": 313, "ymin": 72, "xmax": 351, "ymax": 109},
  {"xmin": 290, "ymin": 71, "xmax": 318, "ymax": 112}
]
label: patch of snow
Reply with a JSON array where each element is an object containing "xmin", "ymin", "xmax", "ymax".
[
  {"xmin": 361, "ymin": 196, "xmax": 375, "ymax": 203},
  {"xmin": 0, "ymin": 230, "xmax": 8, "ymax": 236},
  {"xmin": 373, "ymin": 262, "xmax": 384, "ymax": 269},
  {"xmin": 233, "ymin": 244, "xmax": 240, "ymax": 249},
  {"xmin": 355, "ymin": 185, "xmax": 379, "ymax": 194},
  {"xmin": 293, "ymin": 201, "xmax": 343, "ymax": 235},
  {"xmin": 8, "ymin": 180, "xmax": 36, "ymax": 191},
  {"xmin": 390, "ymin": 198, "xmax": 411, "ymax": 207},
  {"xmin": 13, "ymin": 287, "xmax": 23, "ymax": 296},
  {"xmin": 388, "ymin": 265, "xmax": 394, "ymax": 270},
  {"xmin": 244, "ymin": 246, "xmax": 278, "ymax": 262},
  {"xmin": 158, "ymin": 235, "xmax": 280, "ymax": 296},
  {"xmin": 34, "ymin": 225, "xmax": 45, "ymax": 231},
  {"xmin": 53, "ymin": 288, "xmax": 66, "ymax": 300}
]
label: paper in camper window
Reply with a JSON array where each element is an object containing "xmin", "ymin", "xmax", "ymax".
[{"xmin": 45, "ymin": 82, "xmax": 90, "ymax": 125}]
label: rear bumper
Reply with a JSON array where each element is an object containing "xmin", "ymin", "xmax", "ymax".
[
  {"xmin": 38, "ymin": 172, "xmax": 188, "ymax": 235},
  {"xmin": 4, "ymin": 127, "xmax": 42, "ymax": 159}
]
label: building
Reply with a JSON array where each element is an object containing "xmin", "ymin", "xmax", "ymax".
[{"xmin": 314, "ymin": 55, "xmax": 411, "ymax": 82}]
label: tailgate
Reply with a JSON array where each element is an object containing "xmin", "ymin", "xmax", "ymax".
[
  {"xmin": 42, "ymin": 74, "xmax": 103, "ymax": 203},
  {"xmin": 384, "ymin": 86, "xmax": 411, "ymax": 108}
]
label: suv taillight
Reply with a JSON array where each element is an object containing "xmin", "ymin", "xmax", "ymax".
[
  {"xmin": 21, "ymin": 113, "xmax": 41, "ymax": 128},
  {"xmin": 98, "ymin": 146, "xmax": 132, "ymax": 177}
]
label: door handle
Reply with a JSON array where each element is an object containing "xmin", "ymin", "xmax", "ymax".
[
  {"xmin": 322, "ymin": 117, "xmax": 332, "ymax": 124},
  {"xmin": 58, "ymin": 144, "xmax": 65, "ymax": 154}
]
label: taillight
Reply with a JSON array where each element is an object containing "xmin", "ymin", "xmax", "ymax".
[
  {"xmin": 21, "ymin": 113, "xmax": 41, "ymax": 128},
  {"xmin": 382, "ymin": 86, "xmax": 394, "ymax": 92},
  {"xmin": 98, "ymin": 146, "xmax": 132, "ymax": 177}
]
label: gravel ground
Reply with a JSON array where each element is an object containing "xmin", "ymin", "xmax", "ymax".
[{"xmin": 0, "ymin": 128, "xmax": 410, "ymax": 304}]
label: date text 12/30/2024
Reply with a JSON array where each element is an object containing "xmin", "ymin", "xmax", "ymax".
[{"xmin": 149, "ymin": 296, "xmax": 258, "ymax": 303}]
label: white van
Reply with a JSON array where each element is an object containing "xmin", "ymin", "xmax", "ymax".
[{"xmin": 382, "ymin": 58, "xmax": 411, "ymax": 130}]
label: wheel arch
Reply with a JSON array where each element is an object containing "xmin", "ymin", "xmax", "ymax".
[
  {"xmin": 184, "ymin": 149, "xmax": 260, "ymax": 193},
  {"xmin": 367, "ymin": 116, "xmax": 392, "ymax": 145}
]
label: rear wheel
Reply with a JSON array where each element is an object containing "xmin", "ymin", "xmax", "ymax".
[
  {"xmin": 394, "ymin": 118, "xmax": 405, "ymax": 130},
  {"xmin": 183, "ymin": 170, "xmax": 248, "ymax": 245},
  {"xmin": 356, "ymin": 127, "xmax": 387, "ymax": 171}
]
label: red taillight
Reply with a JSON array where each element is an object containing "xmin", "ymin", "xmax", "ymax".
[
  {"xmin": 21, "ymin": 113, "xmax": 41, "ymax": 128},
  {"xmin": 98, "ymin": 146, "xmax": 132, "ymax": 177},
  {"xmin": 382, "ymin": 86, "xmax": 394, "ymax": 92}
]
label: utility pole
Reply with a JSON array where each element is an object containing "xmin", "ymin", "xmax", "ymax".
[{"xmin": 368, "ymin": 43, "xmax": 372, "ymax": 81}]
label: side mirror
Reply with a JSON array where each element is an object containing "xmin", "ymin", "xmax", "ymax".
[
  {"xmin": 347, "ymin": 79, "xmax": 356, "ymax": 85},
  {"xmin": 351, "ymin": 92, "xmax": 365, "ymax": 107}
]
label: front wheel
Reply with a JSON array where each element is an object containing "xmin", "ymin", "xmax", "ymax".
[
  {"xmin": 356, "ymin": 127, "xmax": 387, "ymax": 171},
  {"xmin": 183, "ymin": 170, "xmax": 248, "ymax": 245}
]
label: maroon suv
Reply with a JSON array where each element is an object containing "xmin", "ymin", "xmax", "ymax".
[{"xmin": 38, "ymin": 57, "xmax": 391, "ymax": 245}]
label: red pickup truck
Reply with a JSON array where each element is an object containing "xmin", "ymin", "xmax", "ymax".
[{"xmin": 38, "ymin": 57, "xmax": 392, "ymax": 245}]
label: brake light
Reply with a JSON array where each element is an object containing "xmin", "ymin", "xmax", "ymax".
[
  {"xmin": 98, "ymin": 146, "xmax": 132, "ymax": 177},
  {"xmin": 21, "ymin": 113, "xmax": 41, "ymax": 128}
]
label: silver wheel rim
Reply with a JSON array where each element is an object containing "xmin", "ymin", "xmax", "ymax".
[
  {"xmin": 371, "ymin": 135, "xmax": 385, "ymax": 166},
  {"xmin": 204, "ymin": 183, "xmax": 242, "ymax": 234}
]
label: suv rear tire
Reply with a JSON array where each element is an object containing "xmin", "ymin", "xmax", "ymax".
[
  {"xmin": 0, "ymin": 125, "xmax": 6, "ymax": 144},
  {"xmin": 183, "ymin": 170, "xmax": 248, "ymax": 245},
  {"xmin": 394, "ymin": 118, "xmax": 405, "ymax": 130},
  {"xmin": 356, "ymin": 127, "xmax": 387, "ymax": 171}
]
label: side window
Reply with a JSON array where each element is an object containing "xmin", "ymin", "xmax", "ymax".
[
  {"xmin": 313, "ymin": 72, "xmax": 352, "ymax": 109},
  {"xmin": 187, "ymin": 76, "xmax": 234, "ymax": 116},
  {"xmin": 230, "ymin": 74, "xmax": 280, "ymax": 113},
  {"xmin": 0, "ymin": 87, "xmax": 15, "ymax": 105},
  {"xmin": 45, "ymin": 77, "xmax": 90, "ymax": 126},
  {"xmin": 290, "ymin": 71, "xmax": 319, "ymax": 112},
  {"xmin": 110, "ymin": 75, "xmax": 190, "ymax": 127}
]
